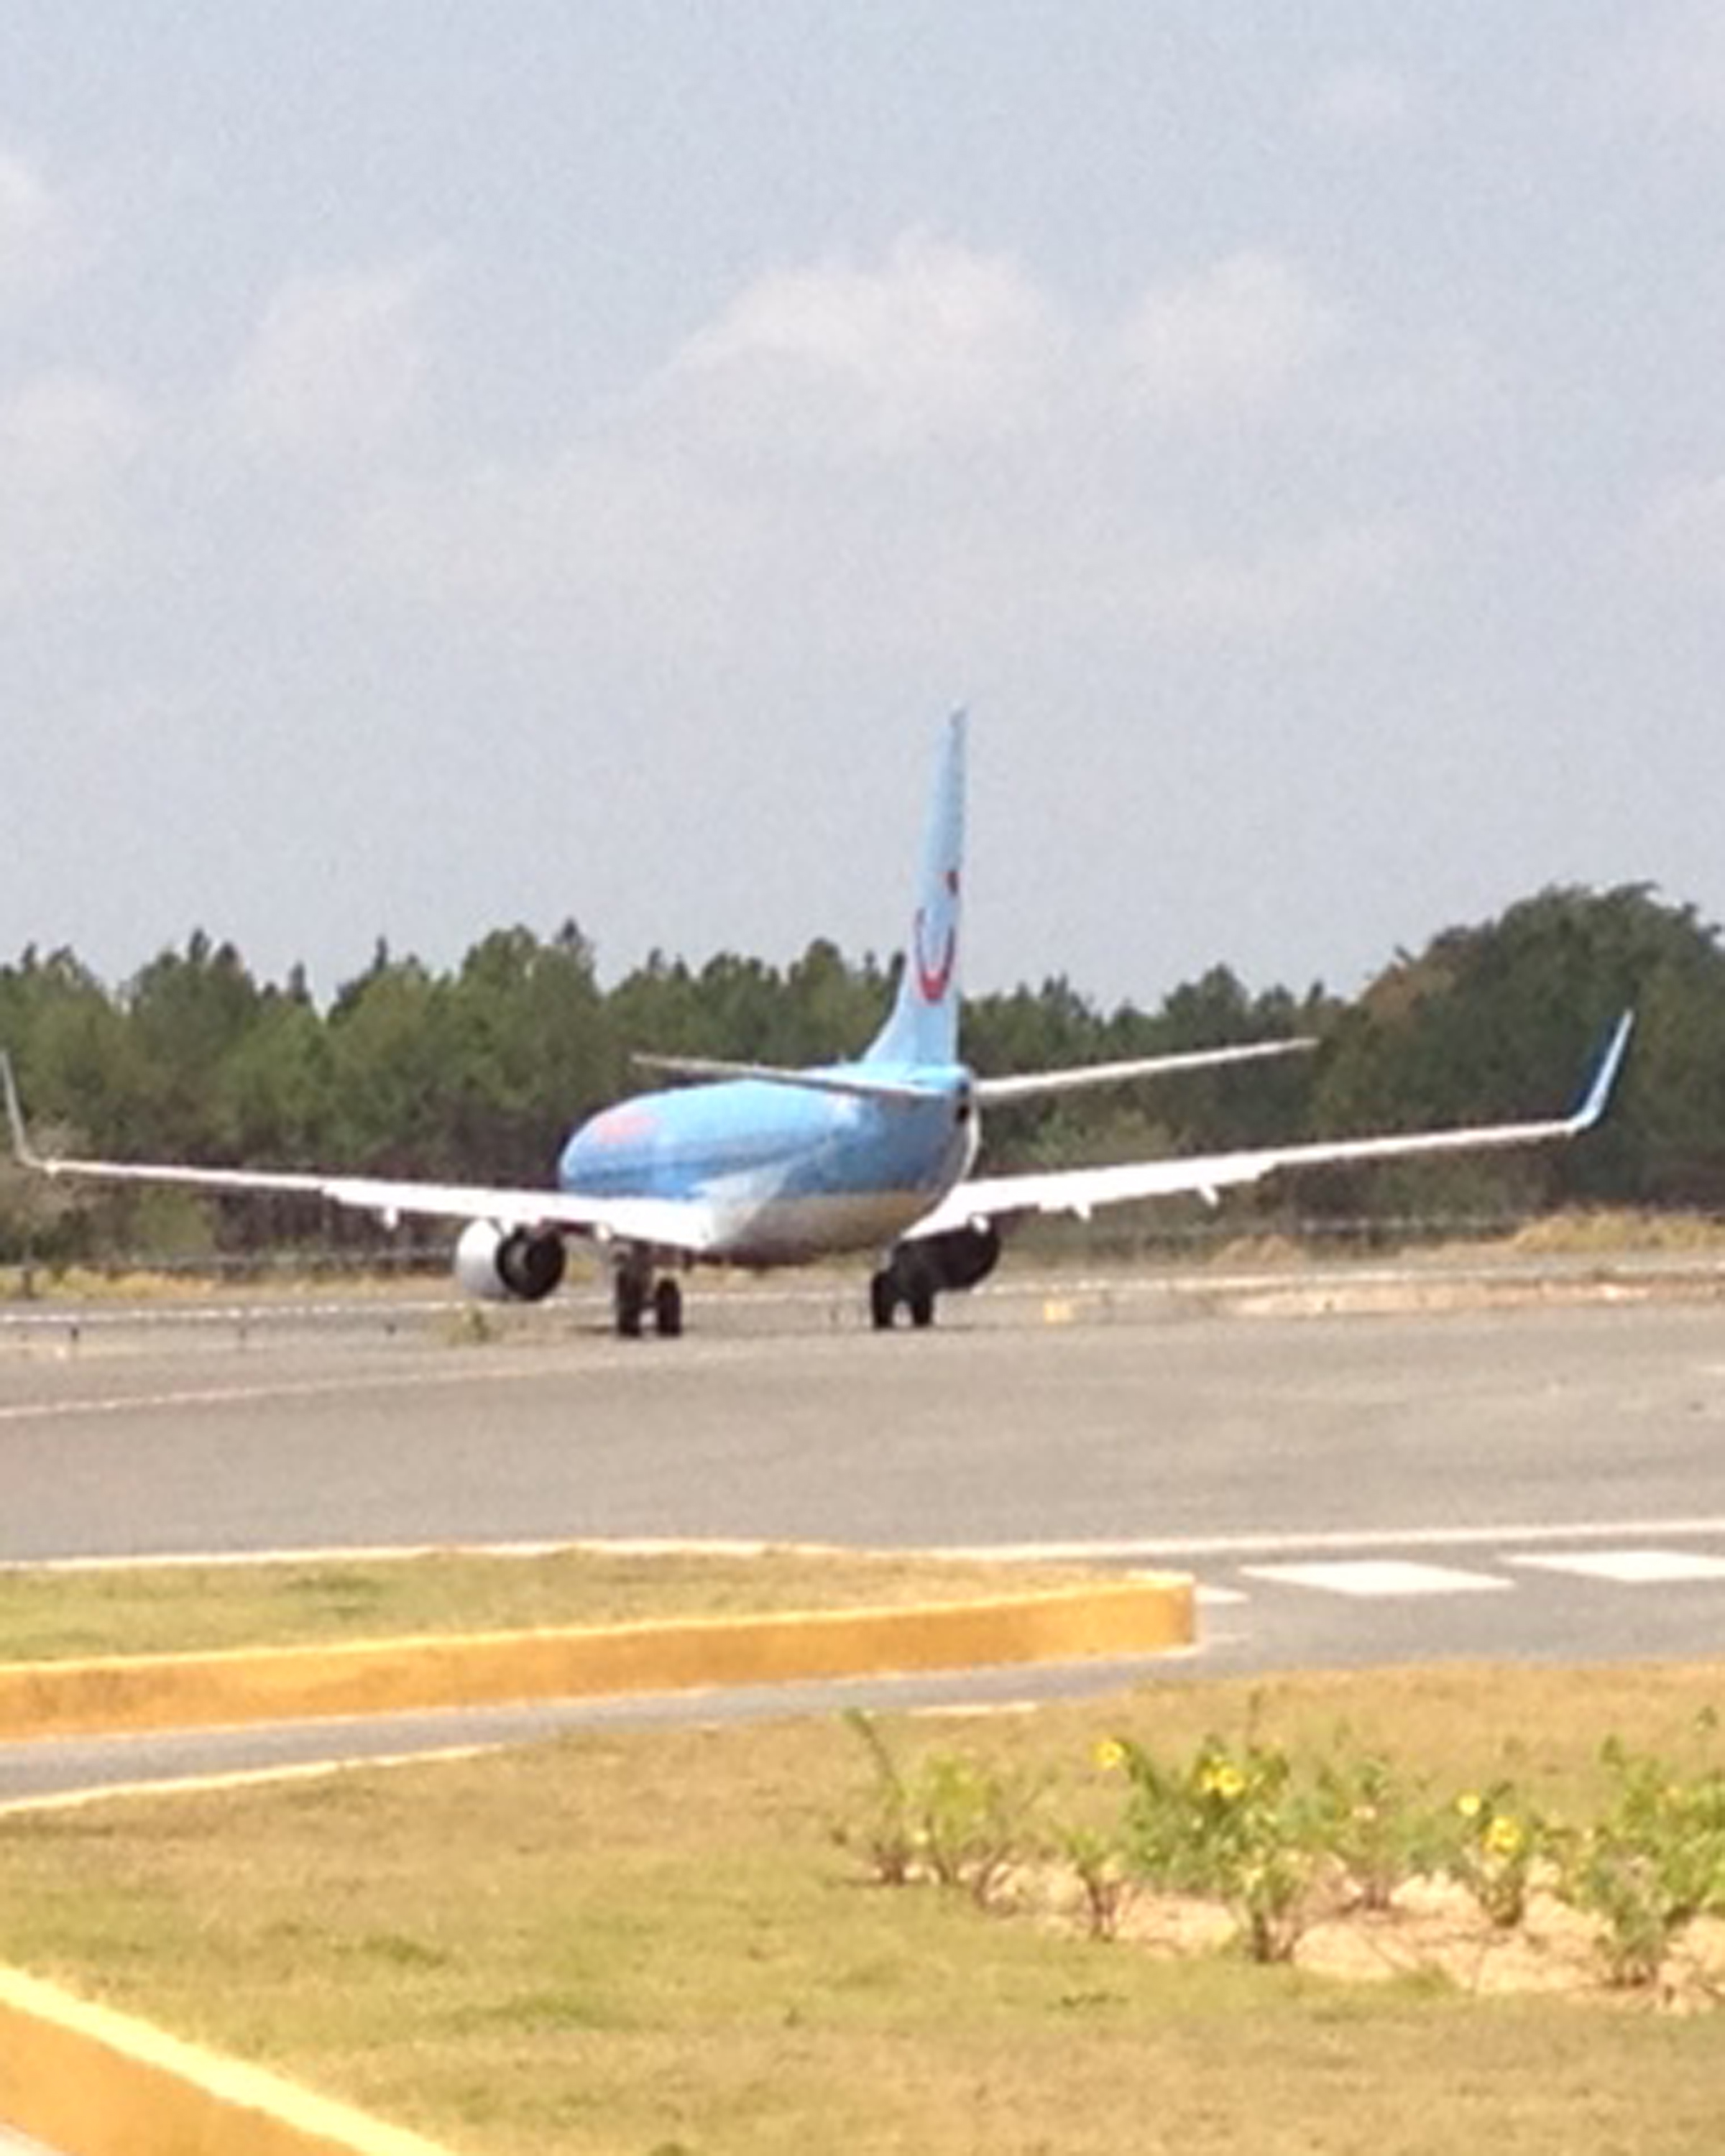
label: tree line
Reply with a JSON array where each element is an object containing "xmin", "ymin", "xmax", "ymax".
[{"xmin": 2, "ymin": 881, "xmax": 1721, "ymax": 1264}]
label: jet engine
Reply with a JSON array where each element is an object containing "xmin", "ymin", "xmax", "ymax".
[{"xmin": 454, "ymin": 1218, "xmax": 567, "ymax": 1303}]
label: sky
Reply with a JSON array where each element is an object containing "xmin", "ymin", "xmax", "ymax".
[{"xmin": 6, "ymin": 2, "xmax": 1725, "ymax": 1013}]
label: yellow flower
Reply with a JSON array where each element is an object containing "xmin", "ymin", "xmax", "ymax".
[
  {"xmin": 1092, "ymin": 1738, "xmax": 1128, "ymax": 1773},
  {"xmin": 1455, "ymin": 1792, "xmax": 1484, "ymax": 1820},
  {"xmin": 1200, "ymin": 1761, "xmax": 1248, "ymax": 1801},
  {"xmin": 1485, "ymin": 1815, "xmax": 1524, "ymax": 1860}
]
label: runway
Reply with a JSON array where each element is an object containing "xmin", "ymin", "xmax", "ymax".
[{"xmin": 3, "ymin": 1267, "xmax": 1725, "ymax": 1679}]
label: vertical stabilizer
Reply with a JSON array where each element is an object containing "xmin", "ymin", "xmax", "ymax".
[{"xmin": 864, "ymin": 709, "xmax": 966, "ymax": 1069}]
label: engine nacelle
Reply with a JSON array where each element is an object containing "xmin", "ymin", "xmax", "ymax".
[
  {"xmin": 897, "ymin": 1221, "xmax": 1002, "ymax": 1295},
  {"xmin": 454, "ymin": 1218, "xmax": 567, "ymax": 1303}
]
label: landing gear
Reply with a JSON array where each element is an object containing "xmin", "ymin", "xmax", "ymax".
[
  {"xmin": 869, "ymin": 1225, "xmax": 1002, "ymax": 1333},
  {"xmin": 613, "ymin": 1264, "xmax": 647, "ymax": 1340},
  {"xmin": 868, "ymin": 1258, "xmax": 938, "ymax": 1332},
  {"xmin": 612, "ymin": 1256, "xmax": 685, "ymax": 1340}
]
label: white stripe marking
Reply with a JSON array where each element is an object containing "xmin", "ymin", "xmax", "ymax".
[
  {"xmin": 1510, "ymin": 1549, "xmax": 1725, "ymax": 1585},
  {"xmin": 0, "ymin": 1363, "xmax": 572, "ymax": 1425},
  {"xmin": 930, "ymin": 1518, "xmax": 1725, "ymax": 1563},
  {"xmin": 1242, "ymin": 1560, "xmax": 1512, "ymax": 1599}
]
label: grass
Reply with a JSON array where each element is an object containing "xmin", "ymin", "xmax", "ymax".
[
  {"xmin": 3, "ymin": 1657, "xmax": 1725, "ymax": 2152},
  {"xmin": 11, "ymin": 1209, "xmax": 1725, "ymax": 1311},
  {"xmin": 0, "ymin": 1547, "xmax": 1110, "ymax": 1663},
  {"xmin": 1501, "ymin": 1207, "xmax": 1725, "ymax": 1256}
]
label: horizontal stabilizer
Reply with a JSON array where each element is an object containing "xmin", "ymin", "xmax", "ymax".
[
  {"xmin": 631, "ymin": 1051, "xmax": 945, "ymax": 1106},
  {"xmin": 972, "ymin": 1035, "xmax": 1315, "ymax": 1103}
]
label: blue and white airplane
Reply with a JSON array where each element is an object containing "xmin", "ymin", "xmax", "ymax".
[{"xmin": 2, "ymin": 714, "xmax": 1631, "ymax": 1338}]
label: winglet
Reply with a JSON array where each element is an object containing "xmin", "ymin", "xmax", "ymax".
[
  {"xmin": 1568, "ymin": 1010, "xmax": 1634, "ymax": 1132},
  {"xmin": 0, "ymin": 1051, "xmax": 42, "ymax": 1170}
]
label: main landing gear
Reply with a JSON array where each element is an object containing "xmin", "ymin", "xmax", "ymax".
[
  {"xmin": 869, "ymin": 1260, "xmax": 936, "ymax": 1331},
  {"xmin": 869, "ymin": 1222, "xmax": 1004, "ymax": 1333},
  {"xmin": 612, "ymin": 1254, "xmax": 684, "ymax": 1339}
]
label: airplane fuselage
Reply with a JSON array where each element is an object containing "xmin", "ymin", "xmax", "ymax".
[{"xmin": 558, "ymin": 1063, "xmax": 978, "ymax": 1265}]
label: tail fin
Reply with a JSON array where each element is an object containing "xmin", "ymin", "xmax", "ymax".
[{"xmin": 864, "ymin": 709, "xmax": 966, "ymax": 1068}]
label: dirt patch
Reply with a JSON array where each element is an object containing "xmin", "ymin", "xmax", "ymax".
[
  {"xmin": 1297, "ymin": 1882, "xmax": 1725, "ymax": 2011},
  {"xmin": 1000, "ymin": 1862, "xmax": 1725, "ymax": 2009}
]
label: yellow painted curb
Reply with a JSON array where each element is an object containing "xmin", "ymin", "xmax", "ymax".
[
  {"xmin": 0, "ymin": 1577, "xmax": 1192, "ymax": 1741},
  {"xmin": 0, "ymin": 1963, "xmax": 453, "ymax": 2156}
]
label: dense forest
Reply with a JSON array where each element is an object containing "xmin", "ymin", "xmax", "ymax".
[{"xmin": 3, "ymin": 880, "xmax": 1723, "ymax": 1266}]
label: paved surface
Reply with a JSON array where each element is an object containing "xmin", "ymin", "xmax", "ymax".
[
  {"xmin": 3, "ymin": 1271, "xmax": 1725, "ymax": 1682},
  {"xmin": 4, "ymin": 1269, "xmax": 1725, "ymax": 2152}
]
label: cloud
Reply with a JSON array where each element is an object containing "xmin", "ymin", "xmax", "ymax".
[
  {"xmin": 1639, "ymin": 470, "xmax": 1725, "ymax": 585},
  {"xmin": 344, "ymin": 235, "xmax": 1422, "ymax": 666},
  {"xmin": 1306, "ymin": 63, "xmax": 1414, "ymax": 139},
  {"xmin": 1116, "ymin": 520, "xmax": 1416, "ymax": 639},
  {"xmin": 231, "ymin": 261, "xmax": 438, "ymax": 463},
  {"xmin": 0, "ymin": 372, "xmax": 148, "ymax": 608},
  {"xmin": 1578, "ymin": 4, "xmax": 1725, "ymax": 129},
  {"xmin": 661, "ymin": 229, "xmax": 1064, "ymax": 459},
  {"xmin": 1116, "ymin": 253, "xmax": 1346, "ymax": 426},
  {"xmin": 0, "ymin": 144, "xmax": 86, "ymax": 307}
]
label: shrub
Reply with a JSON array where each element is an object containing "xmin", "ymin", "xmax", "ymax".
[
  {"xmin": 1558, "ymin": 1733, "xmax": 1725, "ymax": 1986},
  {"xmin": 835, "ymin": 1710, "xmax": 1045, "ymax": 1906},
  {"xmin": 1116, "ymin": 1733, "xmax": 1322, "ymax": 1963},
  {"xmin": 1308, "ymin": 1744, "xmax": 1437, "ymax": 1914},
  {"xmin": 1438, "ymin": 1780, "xmax": 1545, "ymax": 1930}
]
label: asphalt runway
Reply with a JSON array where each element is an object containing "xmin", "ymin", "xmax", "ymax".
[{"xmin": 3, "ymin": 1271, "xmax": 1725, "ymax": 1682}]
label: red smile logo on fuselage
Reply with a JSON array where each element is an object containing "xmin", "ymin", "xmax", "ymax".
[{"xmin": 914, "ymin": 869, "xmax": 960, "ymax": 1003}]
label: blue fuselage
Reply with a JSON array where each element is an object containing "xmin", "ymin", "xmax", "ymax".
[{"xmin": 558, "ymin": 1064, "xmax": 975, "ymax": 1264}]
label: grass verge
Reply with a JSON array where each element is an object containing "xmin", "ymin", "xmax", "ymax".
[
  {"xmin": 0, "ymin": 1547, "xmax": 1107, "ymax": 1664},
  {"xmin": 3, "ymin": 1659, "xmax": 1725, "ymax": 2153}
]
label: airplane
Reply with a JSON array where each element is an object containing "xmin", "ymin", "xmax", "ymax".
[{"xmin": 1, "ymin": 713, "xmax": 1632, "ymax": 1339}]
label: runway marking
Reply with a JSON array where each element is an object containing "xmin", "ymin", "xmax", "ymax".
[
  {"xmin": 1240, "ymin": 1560, "xmax": 1512, "ymax": 1599},
  {"xmin": 0, "ymin": 1363, "xmax": 584, "ymax": 1425},
  {"xmin": 1509, "ymin": 1549, "xmax": 1725, "ymax": 1585},
  {"xmin": 932, "ymin": 1518, "xmax": 1725, "ymax": 1563}
]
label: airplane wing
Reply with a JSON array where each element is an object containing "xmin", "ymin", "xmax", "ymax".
[
  {"xmin": 0, "ymin": 1053, "xmax": 719, "ymax": 1255},
  {"xmin": 905, "ymin": 1012, "xmax": 1634, "ymax": 1238}
]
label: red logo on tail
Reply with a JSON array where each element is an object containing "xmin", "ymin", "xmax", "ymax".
[{"xmin": 913, "ymin": 870, "xmax": 960, "ymax": 1003}]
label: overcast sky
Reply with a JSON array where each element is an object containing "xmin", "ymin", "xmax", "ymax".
[{"xmin": 6, "ymin": 4, "xmax": 1725, "ymax": 1012}]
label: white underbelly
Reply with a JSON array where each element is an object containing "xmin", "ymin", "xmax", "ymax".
[{"xmin": 699, "ymin": 1187, "xmax": 932, "ymax": 1266}]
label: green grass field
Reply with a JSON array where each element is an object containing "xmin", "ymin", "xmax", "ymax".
[{"xmin": 3, "ymin": 1649, "xmax": 1725, "ymax": 2154}]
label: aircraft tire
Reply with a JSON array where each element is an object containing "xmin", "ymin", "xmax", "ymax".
[
  {"xmin": 869, "ymin": 1271, "xmax": 897, "ymax": 1331},
  {"xmin": 653, "ymin": 1277, "xmax": 684, "ymax": 1338},
  {"xmin": 906, "ymin": 1278, "xmax": 937, "ymax": 1330},
  {"xmin": 614, "ymin": 1271, "xmax": 646, "ymax": 1340}
]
